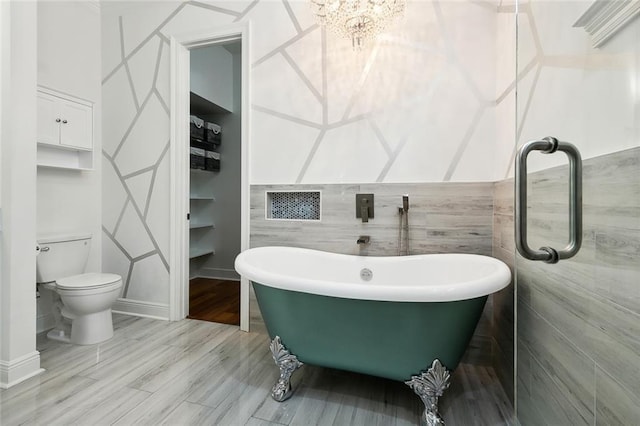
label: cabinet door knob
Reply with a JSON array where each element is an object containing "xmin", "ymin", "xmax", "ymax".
[
  {"xmin": 55, "ymin": 118, "xmax": 61, "ymax": 123},
  {"xmin": 62, "ymin": 120, "xmax": 68, "ymax": 124}
]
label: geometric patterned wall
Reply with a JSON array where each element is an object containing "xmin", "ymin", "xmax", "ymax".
[
  {"xmin": 101, "ymin": 0, "xmax": 506, "ymax": 307},
  {"xmin": 102, "ymin": 10, "xmax": 172, "ymax": 304},
  {"xmin": 248, "ymin": 0, "xmax": 506, "ymax": 183}
]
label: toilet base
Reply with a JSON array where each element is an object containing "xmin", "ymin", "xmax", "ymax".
[
  {"xmin": 47, "ymin": 328, "xmax": 71, "ymax": 344},
  {"xmin": 69, "ymin": 309, "xmax": 114, "ymax": 345},
  {"xmin": 46, "ymin": 310, "xmax": 114, "ymax": 345}
]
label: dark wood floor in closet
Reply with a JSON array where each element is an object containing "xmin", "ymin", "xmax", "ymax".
[{"xmin": 187, "ymin": 278, "xmax": 240, "ymax": 326}]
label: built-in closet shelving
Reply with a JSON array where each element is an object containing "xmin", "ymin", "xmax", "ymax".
[
  {"xmin": 189, "ymin": 92, "xmax": 221, "ymax": 260},
  {"xmin": 189, "ymin": 178, "xmax": 216, "ymax": 258},
  {"xmin": 189, "ymin": 189, "xmax": 216, "ymax": 230},
  {"xmin": 189, "ymin": 245, "xmax": 215, "ymax": 259}
]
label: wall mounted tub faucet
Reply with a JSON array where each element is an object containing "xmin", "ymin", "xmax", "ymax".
[{"xmin": 357, "ymin": 235, "xmax": 370, "ymax": 244}]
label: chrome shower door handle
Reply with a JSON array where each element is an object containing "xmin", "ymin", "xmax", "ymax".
[{"xmin": 515, "ymin": 136, "xmax": 582, "ymax": 264}]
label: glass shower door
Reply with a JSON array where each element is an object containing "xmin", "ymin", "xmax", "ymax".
[{"xmin": 514, "ymin": 1, "xmax": 640, "ymax": 424}]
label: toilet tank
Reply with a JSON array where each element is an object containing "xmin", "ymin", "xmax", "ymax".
[{"xmin": 36, "ymin": 234, "xmax": 92, "ymax": 283}]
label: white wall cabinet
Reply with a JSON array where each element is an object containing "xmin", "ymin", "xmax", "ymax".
[{"xmin": 36, "ymin": 87, "xmax": 93, "ymax": 170}]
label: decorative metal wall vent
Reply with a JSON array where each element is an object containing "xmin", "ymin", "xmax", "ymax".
[{"xmin": 266, "ymin": 191, "xmax": 321, "ymax": 221}]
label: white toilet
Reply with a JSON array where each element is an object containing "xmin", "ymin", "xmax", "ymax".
[{"xmin": 36, "ymin": 234, "xmax": 123, "ymax": 345}]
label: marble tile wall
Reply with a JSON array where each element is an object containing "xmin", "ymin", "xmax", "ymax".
[
  {"xmin": 493, "ymin": 147, "xmax": 640, "ymax": 422},
  {"xmin": 249, "ymin": 182, "xmax": 496, "ymax": 364}
]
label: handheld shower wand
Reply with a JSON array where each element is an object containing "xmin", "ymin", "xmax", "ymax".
[{"xmin": 398, "ymin": 195, "xmax": 410, "ymax": 255}]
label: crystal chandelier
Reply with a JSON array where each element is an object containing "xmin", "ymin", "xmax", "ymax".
[{"xmin": 311, "ymin": 0, "xmax": 406, "ymax": 49}]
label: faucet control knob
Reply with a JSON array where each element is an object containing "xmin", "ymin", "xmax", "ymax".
[{"xmin": 355, "ymin": 193, "xmax": 374, "ymax": 222}]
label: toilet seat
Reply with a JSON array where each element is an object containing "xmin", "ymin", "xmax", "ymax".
[{"xmin": 57, "ymin": 272, "xmax": 122, "ymax": 291}]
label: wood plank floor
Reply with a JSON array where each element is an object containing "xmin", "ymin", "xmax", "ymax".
[
  {"xmin": 0, "ymin": 315, "xmax": 514, "ymax": 425},
  {"xmin": 188, "ymin": 278, "xmax": 240, "ymax": 325}
]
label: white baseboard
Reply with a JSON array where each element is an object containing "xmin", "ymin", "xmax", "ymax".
[
  {"xmin": 112, "ymin": 298, "xmax": 169, "ymax": 320},
  {"xmin": 196, "ymin": 267, "xmax": 240, "ymax": 281},
  {"xmin": 0, "ymin": 351, "xmax": 44, "ymax": 389}
]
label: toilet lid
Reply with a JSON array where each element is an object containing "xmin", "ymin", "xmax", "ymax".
[{"xmin": 56, "ymin": 272, "xmax": 122, "ymax": 290}]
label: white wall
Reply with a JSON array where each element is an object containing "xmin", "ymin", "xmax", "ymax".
[
  {"xmin": 36, "ymin": 2, "xmax": 102, "ymax": 332},
  {"xmin": 191, "ymin": 45, "xmax": 234, "ymax": 112},
  {"xmin": 0, "ymin": 0, "xmax": 42, "ymax": 388},
  {"xmin": 37, "ymin": 2, "xmax": 101, "ymax": 101}
]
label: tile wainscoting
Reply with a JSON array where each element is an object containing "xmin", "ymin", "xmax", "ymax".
[
  {"xmin": 249, "ymin": 182, "xmax": 496, "ymax": 366},
  {"xmin": 493, "ymin": 146, "xmax": 640, "ymax": 423}
]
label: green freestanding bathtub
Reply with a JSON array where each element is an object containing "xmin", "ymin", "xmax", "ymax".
[{"xmin": 235, "ymin": 246, "xmax": 511, "ymax": 425}]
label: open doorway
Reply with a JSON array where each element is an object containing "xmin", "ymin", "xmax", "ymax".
[
  {"xmin": 187, "ymin": 41, "xmax": 242, "ymax": 326},
  {"xmin": 169, "ymin": 24, "xmax": 250, "ymax": 331}
]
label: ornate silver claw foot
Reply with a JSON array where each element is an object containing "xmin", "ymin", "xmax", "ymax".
[
  {"xmin": 269, "ymin": 336, "xmax": 303, "ymax": 402},
  {"xmin": 405, "ymin": 359, "xmax": 451, "ymax": 426}
]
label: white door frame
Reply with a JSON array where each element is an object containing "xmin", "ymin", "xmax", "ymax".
[{"xmin": 169, "ymin": 22, "xmax": 251, "ymax": 331}]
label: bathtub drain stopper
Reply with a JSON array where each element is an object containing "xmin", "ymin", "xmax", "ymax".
[{"xmin": 360, "ymin": 268, "xmax": 373, "ymax": 281}]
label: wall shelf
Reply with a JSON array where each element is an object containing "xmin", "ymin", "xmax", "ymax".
[
  {"xmin": 190, "ymin": 167, "xmax": 218, "ymax": 174},
  {"xmin": 189, "ymin": 221, "xmax": 215, "ymax": 229},
  {"xmin": 189, "ymin": 195, "xmax": 216, "ymax": 201},
  {"xmin": 37, "ymin": 142, "xmax": 93, "ymax": 171},
  {"xmin": 190, "ymin": 91, "xmax": 231, "ymax": 115},
  {"xmin": 189, "ymin": 246, "xmax": 215, "ymax": 259}
]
